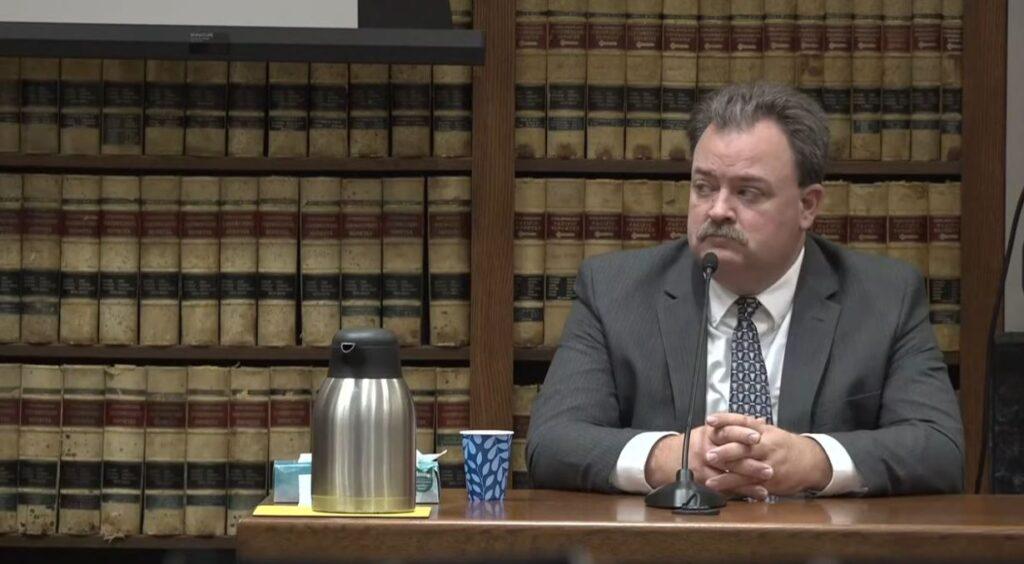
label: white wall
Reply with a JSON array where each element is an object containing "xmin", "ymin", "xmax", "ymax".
[{"xmin": 1007, "ymin": 1, "xmax": 1024, "ymax": 331}]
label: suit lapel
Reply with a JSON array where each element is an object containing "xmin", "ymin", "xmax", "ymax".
[
  {"xmin": 777, "ymin": 238, "xmax": 841, "ymax": 433},
  {"xmin": 657, "ymin": 242, "xmax": 705, "ymax": 430}
]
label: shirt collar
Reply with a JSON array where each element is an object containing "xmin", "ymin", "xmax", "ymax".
[{"xmin": 707, "ymin": 246, "xmax": 805, "ymax": 329}]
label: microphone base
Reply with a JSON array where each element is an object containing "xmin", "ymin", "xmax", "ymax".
[{"xmin": 644, "ymin": 469, "xmax": 727, "ymax": 515}]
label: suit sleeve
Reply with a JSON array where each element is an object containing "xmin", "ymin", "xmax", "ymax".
[
  {"xmin": 828, "ymin": 267, "xmax": 965, "ymax": 495},
  {"xmin": 526, "ymin": 259, "xmax": 651, "ymax": 493}
]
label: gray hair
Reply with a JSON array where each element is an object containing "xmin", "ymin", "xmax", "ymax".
[{"xmin": 687, "ymin": 82, "xmax": 829, "ymax": 188}]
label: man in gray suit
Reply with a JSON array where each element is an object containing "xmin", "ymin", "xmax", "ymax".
[{"xmin": 527, "ymin": 83, "xmax": 964, "ymax": 498}]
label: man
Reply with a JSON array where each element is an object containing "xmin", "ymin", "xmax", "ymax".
[{"xmin": 526, "ymin": 83, "xmax": 964, "ymax": 498}]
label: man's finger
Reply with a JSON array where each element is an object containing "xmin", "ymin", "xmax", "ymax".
[
  {"xmin": 707, "ymin": 424, "xmax": 761, "ymax": 446},
  {"xmin": 721, "ymin": 458, "xmax": 774, "ymax": 481},
  {"xmin": 705, "ymin": 412, "xmax": 766, "ymax": 431},
  {"xmin": 706, "ymin": 442, "xmax": 753, "ymax": 466},
  {"xmin": 704, "ymin": 471, "xmax": 765, "ymax": 493},
  {"xmin": 729, "ymin": 484, "xmax": 769, "ymax": 501}
]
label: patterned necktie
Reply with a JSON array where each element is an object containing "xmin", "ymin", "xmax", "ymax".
[{"xmin": 728, "ymin": 297, "xmax": 773, "ymax": 424}]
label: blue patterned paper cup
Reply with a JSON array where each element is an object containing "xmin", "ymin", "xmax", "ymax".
[{"xmin": 460, "ymin": 430, "xmax": 513, "ymax": 501}]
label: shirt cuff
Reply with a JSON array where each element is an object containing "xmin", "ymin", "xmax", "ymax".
[
  {"xmin": 611, "ymin": 431, "xmax": 679, "ymax": 494},
  {"xmin": 802, "ymin": 433, "xmax": 868, "ymax": 497}
]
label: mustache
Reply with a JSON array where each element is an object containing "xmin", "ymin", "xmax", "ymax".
[{"xmin": 697, "ymin": 221, "xmax": 748, "ymax": 245}]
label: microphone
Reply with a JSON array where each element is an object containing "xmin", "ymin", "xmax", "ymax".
[{"xmin": 645, "ymin": 251, "xmax": 727, "ymax": 514}]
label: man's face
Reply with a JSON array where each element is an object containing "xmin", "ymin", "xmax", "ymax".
[{"xmin": 686, "ymin": 119, "xmax": 823, "ymax": 294}]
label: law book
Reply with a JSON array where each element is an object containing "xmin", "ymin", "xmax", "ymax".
[
  {"xmin": 660, "ymin": 179, "xmax": 689, "ymax": 242},
  {"xmin": 514, "ymin": 178, "xmax": 546, "ymax": 348},
  {"xmin": 143, "ymin": 366, "xmax": 187, "ymax": 536},
  {"xmin": 939, "ymin": 0, "xmax": 961, "ymax": 161},
  {"xmin": 349, "ymin": 64, "xmax": 389, "ymax": 158},
  {"xmin": 258, "ymin": 177, "xmax": 299, "ymax": 346},
  {"xmin": 309, "ymin": 63, "xmax": 349, "ymax": 158},
  {"xmin": 180, "ymin": 177, "xmax": 221, "ymax": 346},
  {"xmin": 546, "ymin": 0, "xmax": 587, "ymax": 159},
  {"xmin": 268, "ymin": 62, "xmax": 309, "ymax": 158},
  {"xmin": 435, "ymin": 367, "xmax": 469, "ymax": 488},
  {"xmin": 403, "ymin": 367, "xmax": 437, "ymax": 456},
  {"xmin": 227, "ymin": 367, "xmax": 269, "ymax": 536},
  {"xmin": 584, "ymin": 179, "xmax": 623, "ymax": 258},
  {"xmin": 515, "ymin": 0, "xmax": 548, "ymax": 158},
  {"xmin": 382, "ymin": 177, "xmax": 425, "ymax": 347},
  {"xmin": 586, "ymin": 0, "xmax": 627, "ymax": 160},
  {"xmin": 100, "ymin": 59, "xmax": 144, "ymax": 155},
  {"xmin": 18, "ymin": 364, "xmax": 62, "ymax": 535},
  {"xmin": 101, "ymin": 364, "xmax": 145, "ymax": 537},
  {"xmin": 227, "ymin": 62, "xmax": 267, "ymax": 158},
  {"xmin": 880, "ymin": 0, "xmax": 912, "ymax": 161},
  {"xmin": 847, "ymin": 181, "xmax": 888, "ymax": 256},
  {"xmin": 928, "ymin": 180, "xmax": 959, "ymax": 352},
  {"xmin": 185, "ymin": 366, "xmax": 229, "ymax": 537},
  {"xmin": 886, "ymin": 181, "xmax": 928, "ymax": 278},
  {"xmin": 795, "ymin": 0, "xmax": 825, "ymax": 108},
  {"xmin": 0, "ymin": 364, "xmax": 19, "ymax": 533},
  {"xmin": 812, "ymin": 180, "xmax": 851, "ymax": 244},
  {"xmin": 59, "ymin": 175, "xmax": 101, "ymax": 345},
  {"xmin": 59, "ymin": 58, "xmax": 102, "ymax": 155},
  {"xmin": 622, "ymin": 179, "xmax": 661, "ymax": 250},
  {"xmin": 139, "ymin": 176, "xmax": 181, "ymax": 346},
  {"xmin": 659, "ymin": 0, "xmax": 698, "ymax": 160},
  {"xmin": 427, "ymin": 176, "xmax": 471, "ymax": 347},
  {"xmin": 185, "ymin": 61, "xmax": 228, "ymax": 157},
  {"xmin": 390, "ymin": 65, "xmax": 432, "ymax": 157},
  {"xmin": 0, "ymin": 57, "xmax": 18, "ymax": 153},
  {"xmin": 57, "ymin": 365, "xmax": 104, "ymax": 536},
  {"xmin": 20, "ymin": 58, "xmax": 60, "ymax": 154},
  {"xmin": 341, "ymin": 179, "xmax": 383, "ymax": 331},
  {"xmin": 299, "ymin": 177, "xmax": 342, "ymax": 347},
  {"xmin": 697, "ymin": 0, "xmax": 731, "ymax": 104},
  {"xmin": 0, "ymin": 175, "xmax": 21, "ymax": 343},
  {"xmin": 268, "ymin": 367, "xmax": 311, "ymax": 463},
  {"xmin": 144, "ymin": 60, "xmax": 186, "ymax": 156},
  {"xmin": 910, "ymin": 0, "xmax": 942, "ymax": 161},
  {"xmin": 512, "ymin": 384, "xmax": 541, "ymax": 489},
  {"xmin": 219, "ymin": 177, "xmax": 259, "ymax": 347},
  {"xmin": 20, "ymin": 174, "xmax": 61, "ymax": 344},
  {"xmin": 850, "ymin": 0, "xmax": 882, "ymax": 160},
  {"xmin": 624, "ymin": 0, "xmax": 661, "ymax": 160},
  {"xmin": 730, "ymin": 0, "xmax": 766, "ymax": 84},
  {"xmin": 433, "ymin": 0, "xmax": 474, "ymax": 158},
  {"xmin": 543, "ymin": 178, "xmax": 584, "ymax": 346},
  {"xmin": 823, "ymin": 0, "xmax": 853, "ymax": 160},
  {"xmin": 763, "ymin": 0, "xmax": 798, "ymax": 85},
  {"xmin": 99, "ymin": 176, "xmax": 141, "ymax": 345}
]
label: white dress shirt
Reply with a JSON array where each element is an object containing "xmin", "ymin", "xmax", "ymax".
[{"xmin": 611, "ymin": 248, "xmax": 866, "ymax": 496}]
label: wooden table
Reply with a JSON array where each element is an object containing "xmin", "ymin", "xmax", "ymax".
[{"xmin": 237, "ymin": 489, "xmax": 1024, "ymax": 563}]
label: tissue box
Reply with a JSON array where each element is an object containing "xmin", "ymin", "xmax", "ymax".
[
  {"xmin": 273, "ymin": 459, "xmax": 311, "ymax": 503},
  {"xmin": 416, "ymin": 465, "xmax": 440, "ymax": 504}
]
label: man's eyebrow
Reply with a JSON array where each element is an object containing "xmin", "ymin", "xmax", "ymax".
[{"xmin": 691, "ymin": 168, "xmax": 769, "ymax": 185}]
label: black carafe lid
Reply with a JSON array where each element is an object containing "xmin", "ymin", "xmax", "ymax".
[{"xmin": 329, "ymin": 328, "xmax": 402, "ymax": 380}]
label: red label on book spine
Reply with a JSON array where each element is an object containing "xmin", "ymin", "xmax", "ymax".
[
  {"xmin": 141, "ymin": 211, "xmax": 180, "ymax": 238},
  {"xmin": 0, "ymin": 398, "xmax": 19, "ymax": 426},
  {"xmin": 849, "ymin": 217, "xmax": 887, "ymax": 243},
  {"xmin": 545, "ymin": 214, "xmax": 583, "ymax": 240},
  {"xmin": 662, "ymin": 23, "xmax": 699, "ymax": 52},
  {"xmin": 661, "ymin": 215, "xmax": 687, "ymax": 241},
  {"xmin": 302, "ymin": 213, "xmax": 341, "ymax": 240},
  {"xmin": 258, "ymin": 212, "xmax": 298, "ymax": 239},
  {"xmin": 548, "ymin": 22, "xmax": 586, "ymax": 49},
  {"xmin": 22, "ymin": 210, "xmax": 61, "ymax": 237},
  {"xmin": 188, "ymin": 401, "xmax": 229, "ymax": 428},
  {"xmin": 270, "ymin": 400, "xmax": 310, "ymax": 427},
  {"xmin": 584, "ymin": 213, "xmax": 622, "ymax": 240},
  {"xmin": 627, "ymin": 22, "xmax": 662, "ymax": 51},
  {"xmin": 429, "ymin": 212, "xmax": 471, "ymax": 239},
  {"xmin": 146, "ymin": 401, "xmax": 186, "ymax": 429},
  {"xmin": 382, "ymin": 213, "xmax": 423, "ymax": 239},
  {"xmin": 230, "ymin": 402, "xmax": 269, "ymax": 429},
  {"xmin": 342, "ymin": 213, "xmax": 382, "ymax": 239},
  {"xmin": 888, "ymin": 216, "xmax": 927, "ymax": 243},
  {"xmin": 20, "ymin": 398, "xmax": 61, "ymax": 427},
  {"xmin": 62, "ymin": 398, "xmax": 104, "ymax": 428},
  {"xmin": 912, "ymin": 23, "xmax": 941, "ymax": 52},
  {"xmin": 105, "ymin": 399, "xmax": 146, "ymax": 427},
  {"xmin": 101, "ymin": 211, "xmax": 140, "ymax": 237},
  {"xmin": 623, "ymin": 215, "xmax": 659, "ymax": 241},
  {"xmin": 514, "ymin": 213, "xmax": 544, "ymax": 240},
  {"xmin": 929, "ymin": 216, "xmax": 960, "ymax": 242},
  {"xmin": 516, "ymin": 22, "xmax": 547, "ymax": 49},
  {"xmin": 436, "ymin": 401, "xmax": 470, "ymax": 429},
  {"xmin": 62, "ymin": 210, "xmax": 100, "ymax": 237},
  {"xmin": 0, "ymin": 210, "xmax": 20, "ymax": 236},
  {"xmin": 765, "ymin": 22, "xmax": 796, "ymax": 51},
  {"xmin": 220, "ymin": 210, "xmax": 258, "ymax": 238},
  {"xmin": 181, "ymin": 212, "xmax": 219, "ymax": 239},
  {"xmin": 812, "ymin": 217, "xmax": 850, "ymax": 244}
]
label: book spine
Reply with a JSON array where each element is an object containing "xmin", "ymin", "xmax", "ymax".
[
  {"xmin": 390, "ymin": 65, "xmax": 432, "ymax": 157},
  {"xmin": 18, "ymin": 364, "xmax": 62, "ymax": 535},
  {"xmin": 512, "ymin": 384, "xmax": 541, "ymax": 489},
  {"xmin": 939, "ymin": 0, "xmax": 961, "ymax": 161},
  {"xmin": 403, "ymin": 367, "xmax": 437, "ymax": 456},
  {"xmin": 910, "ymin": 0, "xmax": 942, "ymax": 161},
  {"xmin": 20, "ymin": 58, "xmax": 60, "ymax": 154},
  {"xmin": 660, "ymin": 179, "xmax": 689, "ymax": 242},
  {"xmin": 763, "ymin": 0, "xmax": 797, "ymax": 85},
  {"xmin": 659, "ymin": 0, "xmax": 698, "ymax": 160},
  {"xmin": 180, "ymin": 177, "xmax": 220, "ymax": 346},
  {"xmin": 697, "ymin": 0, "xmax": 732, "ymax": 104},
  {"xmin": 795, "ymin": 0, "xmax": 825, "ymax": 107},
  {"xmin": 0, "ymin": 364, "xmax": 19, "ymax": 532},
  {"xmin": 101, "ymin": 365, "xmax": 145, "ymax": 537},
  {"xmin": 730, "ymin": 0, "xmax": 766, "ymax": 84},
  {"xmin": 227, "ymin": 61, "xmax": 267, "ymax": 158},
  {"xmin": 99, "ymin": 176, "xmax": 140, "ymax": 345},
  {"xmin": 20, "ymin": 175, "xmax": 61, "ymax": 344},
  {"xmin": 268, "ymin": 62, "xmax": 309, "ymax": 158},
  {"xmin": 433, "ymin": 0, "xmax": 474, "ymax": 158},
  {"xmin": 625, "ymin": 0, "xmax": 662, "ymax": 160},
  {"xmin": 428, "ymin": 176, "xmax": 471, "ymax": 347},
  {"xmin": 341, "ymin": 179, "xmax": 383, "ymax": 331},
  {"xmin": 268, "ymin": 367, "xmax": 311, "ymax": 462},
  {"xmin": 546, "ymin": 0, "xmax": 588, "ymax": 158},
  {"xmin": 227, "ymin": 367, "xmax": 269, "ymax": 536},
  {"xmin": 622, "ymin": 179, "xmax": 661, "ymax": 250},
  {"xmin": 515, "ymin": 0, "xmax": 548, "ymax": 158},
  {"xmin": 349, "ymin": 64, "xmax": 390, "ymax": 157},
  {"xmin": 185, "ymin": 366, "xmax": 229, "ymax": 537},
  {"xmin": 258, "ymin": 177, "xmax": 299, "ymax": 346},
  {"xmin": 0, "ymin": 175, "xmax": 21, "ymax": 343},
  {"xmin": 583, "ymin": 178, "xmax": 623, "ymax": 258},
  {"xmin": 812, "ymin": 180, "xmax": 851, "ymax": 244},
  {"xmin": 59, "ymin": 175, "xmax": 101, "ymax": 345},
  {"xmin": 886, "ymin": 181, "xmax": 929, "ymax": 275},
  {"xmin": 382, "ymin": 178, "xmax": 425, "ymax": 347},
  {"xmin": 0, "ymin": 57, "xmax": 19, "ymax": 153},
  {"xmin": 928, "ymin": 180, "xmax": 959, "ymax": 352},
  {"xmin": 881, "ymin": 0, "xmax": 912, "ymax": 160},
  {"xmin": 435, "ymin": 367, "xmax": 470, "ymax": 488},
  {"xmin": 185, "ymin": 61, "xmax": 228, "ymax": 157},
  {"xmin": 143, "ymin": 366, "xmax": 187, "ymax": 535},
  {"xmin": 823, "ymin": 0, "xmax": 853, "ymax": 160},
  {"xmin": 309, "ymin": 63, "xmax": 349, "ymax": 158},
  {"xmin": 847, "ymin": 181, "xmax": 888, "ymax": 256},
  {"xmin": 586, "ymin": 0, "xmax": 627, "ymax": 160},
  {"xmin": 57, "ymin": 365, "xmax": 104, "ymax": 535},
  {"xmin": 100, "ymin": 59, "xmax": 144, "ymax": 155},
  {"xmin": 850, "ymin": 0, "xmax": 882, "ymax": 159},
  {"xmin": 300, "ymin": 178, "xmax": 342, "ymax": 346},
  {"xmin": 514, "ymin": 178, "xmax": 546, "ymax": 348},
  {"xmin": 139, "ymin": 177, "xmax": 181, "ymax": 346},
  {"xmin": 144, "ymin": 60, "xmax": 186, "ymax": 156},
  {"xmin": 543, "ymin": 178, "xmax": 584, "ymax": 346},
  {"xmin": 219, "ymin": 178, "xmax": 259, "ymax": 346},
  {"xmin": 60, "ymin": 58, "xmax": 102, "ymax": 155}
]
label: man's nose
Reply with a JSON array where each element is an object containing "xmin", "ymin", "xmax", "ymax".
[{"xmin": 706, "ymin": 190, "xmax": 735, "ymax": 222}]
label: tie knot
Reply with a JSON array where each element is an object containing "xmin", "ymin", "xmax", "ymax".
[{"xmin": 736, "ymin": 297, "xmax": 760, "ymax": 321}]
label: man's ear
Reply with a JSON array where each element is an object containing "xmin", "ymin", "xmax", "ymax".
[{"xmin": 798, "ymin": 183, "xmax": 825, "ymax": 231}]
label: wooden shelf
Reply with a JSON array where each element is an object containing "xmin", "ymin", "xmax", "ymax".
[
  {"xmin": 0, "ymin": 344, "xmax": 469, "ymax": 364},
  {"xmin": 516, "ymin": 158, "xmax": 961, "ymax": 178},
  {"xmin": 0, "ymin": 534, "xmax": 234, "ymax": 550},
  {"xmin": 515, "ymin": 347, "xmax": 960, "ymax": 367},
  {"xmin": 0, "ymin": 154, "xmax": 471, "ymax": 175}
]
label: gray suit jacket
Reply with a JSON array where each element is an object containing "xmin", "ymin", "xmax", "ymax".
[{"xmin": 526, "ymin": 235, "xmax": 964, "ymax": 496}]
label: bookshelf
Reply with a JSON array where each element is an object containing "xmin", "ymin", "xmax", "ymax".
[{"xmin": 0, "ymin": 534, "xmax": 235, "ymax": 550}]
